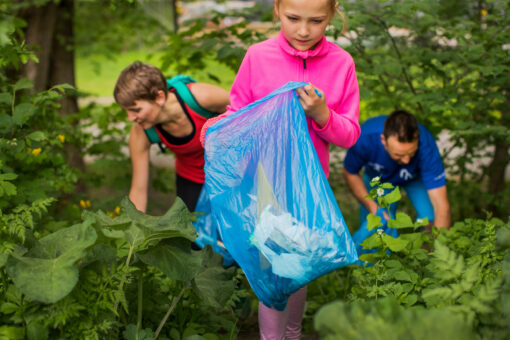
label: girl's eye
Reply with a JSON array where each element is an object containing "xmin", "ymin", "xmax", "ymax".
[
  {"xmin": 287, "ymin": 16, "xmax": 299, "ymax": 21},
  {"xmin": 312, "ymin": 19, "xmax": 324, "ymax": 24}
]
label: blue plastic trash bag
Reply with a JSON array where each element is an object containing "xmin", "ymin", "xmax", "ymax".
[
  {"xmin": 194, "ymin": 188, "xmax": 235, "ymax": 267},
  {"xmin": 352, "ymin": 208, "xmax": 398, "ymax": 265},
  {"xmin": 201, "ymin": 81, "xmax": 358, "ymax": 310}
]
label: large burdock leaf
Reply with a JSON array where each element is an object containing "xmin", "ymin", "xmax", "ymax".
[
  {"xmin": 121, "ymin": 196, "xmax": 197, "ymax": 244},
  {"xmin": 85, "ymin": 197, "xmax": 197, "ymax": 251},
  {"xmin": 137, "ymin": 243, "xmax": 203, "ymax": 282},
  {"xmin": 6, "ymin": 221, "xmax": 97, "ymax": 303},
  {"xmin": 192, "ymin": 247, "xmax": 235, "ymax": 309}
]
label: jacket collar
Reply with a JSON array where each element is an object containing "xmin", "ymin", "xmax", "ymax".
[{"xmin": 277, "ymin": 30, "xmax": 329, "ymax": 59}]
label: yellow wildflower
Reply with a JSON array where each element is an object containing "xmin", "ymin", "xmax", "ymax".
[
  {"xmin": 86, "ymin": 200, "xmax": 91, "ymax": 208},
  {"xmin": 114, "ymin": 206, "xmax": 121, "ymax": 215},
  {"xmin": 79, "ymin": 200, "xmax": 87, "ymax": 209},
  {"xmin": 31, "ymin": 148, "xmax": 42, "ymax": 156},
  {"xmin": 58, "ymin": 134, "xmax": 65, "ymax": 143},
  {"xmin": 481, "ymin": 9, "xmax": 488, "ymax": 16}
]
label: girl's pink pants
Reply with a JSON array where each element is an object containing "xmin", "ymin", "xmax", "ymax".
[{"xmin": 258, "ymin": 286, "xmax": 307, "ymax": 340}]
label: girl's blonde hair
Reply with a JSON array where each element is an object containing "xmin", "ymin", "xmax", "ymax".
[{"xmin": 274, "ymin": 0, "xmax": 347, "ymax": 33}]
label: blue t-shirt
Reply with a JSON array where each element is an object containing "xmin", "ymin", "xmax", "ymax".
[{"xmin": 344, "ymin": 116, "xmax": 446, "ymax": 190}]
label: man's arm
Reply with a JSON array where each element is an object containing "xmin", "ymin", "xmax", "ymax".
[
  {"xmin": 427, "ymin": 185, "xmax": 451, "ymax": 229},
  {"xmin": 128, "ymin": 124, "xmax": 151, "ymax": 213},
  {"xmin": 343, "ymin": 168, "xmax": 380, "ymax": 216}
]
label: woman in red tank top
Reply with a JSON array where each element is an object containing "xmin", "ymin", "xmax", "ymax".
[{"xmin": 114, "ymin": 62, "xmax": 229, "ymax": 212}]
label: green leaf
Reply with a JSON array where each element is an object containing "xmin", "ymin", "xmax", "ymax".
[
  {"xmin": 0, "ymin": 326, "xmax": 25, "ymax": 340},
  {"xmin": 0, "ymin": 302, "xmax": 18, "ymax": 314},
  {"xmin": 384, "ymin": 187, "xmax": 401, "ymax": 205},
  {"xmin": 0, "ymin": 93, "xmax": 12, "ymax": 105},
  {"xmin": 6, "ymin": 222, "xmax": 97, "ymax": 303},
  {"xmin": 13, "ymin": 78, "xmax": 33, "ymax": 91},
  {"xmin": 0, "ymin": 181, "xmax": 16, "ymax": 196},
  {"xmin": 27, "ymin": 131, "xmax": 46, "ymax": 141},
  {"xmin": 137, "ymin": 243, "xmax": 203, "ymax": 282},
  {"xmin": 388, "ymin": 213, "xmax": 414, "ymax": 229},
  {"xmin": 0, "ymin": 253, "xmax": 8, "ymax": 268},
  {"xmin": 12, "ymin": 103, "xmax": 36, "ymax": 126},
  {"xmin": 366, "ymin": 213, "xmax": 383, "ymax": 230},
  {"xmin": 193, "ymin": 267, "xmax": 235, "ymax": 309},
  {"xmin": 123, "ymin": 324, "xmax": 155, "ymax": 340},
  {"xmin": 381, "ymin": 234, "xmax": 409, "ymax": 252},
  {"xmin": 380, "ymin": 183, "xmax": 394, "ymax": 189},
  {"xmin": 192, "ymin": 247, "xmax": 235, "ymax": 308},
  {"xmin": 26, "ymin": 321, "xmax": 48, "ymax": 340},
  {"xmin": 122, "ymin": 197, "xmax": 197, "ymax": 239},
  {"xmin": 0, "ymin": 173, "xmax": 17, "ymax": 181},
  {"xmin": 385, "ymin": 259, "xmax": 403, "ymax": 268},
  {"xmin": 392, "ymin": 270, "xmax": 412, "ymax": 282},
  {"xmin": 0, "ymin": 114, "xmax": 13, "ymax": 132},
  {"xmin": 360, "ymin": 233, "xmax": 382, "ymax": 250}
]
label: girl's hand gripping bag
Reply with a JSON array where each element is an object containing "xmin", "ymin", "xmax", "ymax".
[{"xmin": 200, "ymin": 82, "xmax": 358, "ymax": 310}]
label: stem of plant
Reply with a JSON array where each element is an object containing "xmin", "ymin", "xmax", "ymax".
[
  {"xmin": 114, "ymin": 244, "xmax": 135, "ymax": 312},
  {"xmin": 137, "ymin": 267, "xmax": 144, "ymax": 331},
  {"xmin": 154, "ymin": 283, "xmax": 190, "ymax": 339}
]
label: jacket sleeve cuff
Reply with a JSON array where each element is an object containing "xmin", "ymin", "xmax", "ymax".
[{"xmin": 311, "ymin": 108, "xmax": 333, "ymax": 132}]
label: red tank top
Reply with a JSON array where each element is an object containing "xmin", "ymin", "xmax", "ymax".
[{"xmin": 154, "ymin": 86, "xmax": 209, "ymax": 184}]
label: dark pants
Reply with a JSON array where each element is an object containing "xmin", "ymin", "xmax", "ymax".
[{"xmin": 176, "ymin": 174, "xmax": 203, "ymax": 212}]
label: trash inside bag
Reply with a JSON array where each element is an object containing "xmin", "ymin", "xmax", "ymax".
[{"xmin": 199, "ymin": 81, "xmax": 358, "ymax": 310}]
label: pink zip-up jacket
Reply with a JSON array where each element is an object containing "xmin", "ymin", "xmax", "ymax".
[{"xmin": 203, "ymin": 30, "xmax": 360, "ymax": 178}]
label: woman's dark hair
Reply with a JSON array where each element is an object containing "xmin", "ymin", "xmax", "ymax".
[
  {"xmin": 113, "ymin": 61, "xmax": 168, "ymax": 107},
  {"xmin": 383, "ymin": 110, "xmax": 419, "ymax": 142}
]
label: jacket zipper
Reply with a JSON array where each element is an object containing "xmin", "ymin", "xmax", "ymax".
[{"xmin": 302, "ymin": 58, "xmax": 307, "ymax": 69}]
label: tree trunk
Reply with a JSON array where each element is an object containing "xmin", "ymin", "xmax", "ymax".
[
  {"xmin": 487, "ymin": 138, "xmax": 510, "ymax": 216},
  {"xmin": 21, "ymin": 0, "xmax": 87, "ymax": 193},
  {"xmin": 20, "ymin": 1, "xmax": 58, "ymax": 92},
  {"xmin": 171, "ymin": 0, "xmax": 178, "ymax": 32},
  {"xmin": 49, "ymin": 0, "xmax": 87, "ymax": 192}
]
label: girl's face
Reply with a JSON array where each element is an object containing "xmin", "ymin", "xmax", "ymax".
[{"xmin": 275, "ymin": 0, "xmax": 332, "ymax": 51}]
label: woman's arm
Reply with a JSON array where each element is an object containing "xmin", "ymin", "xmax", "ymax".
[
  {"xmin": 190, "ymin": 83, "xmax": 230, "ymax": 113},
  {"xmin": 128, "ymin": 124, "xmax": 151, "ymax": 213}
]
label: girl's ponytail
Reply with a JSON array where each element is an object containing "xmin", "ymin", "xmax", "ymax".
[{"xmin": 334, "ymin": 2, "xmax": 347, "ymax": 34}]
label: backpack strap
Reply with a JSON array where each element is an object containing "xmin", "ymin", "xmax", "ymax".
[
  {"xmin": 167, "ymin": 75, "xmax": 218, "ymax": 119},
  {"xmin": 143, "ymin": 74, "xmax": 218, "ymax": 150},
  {"xmin": 143, "ymin": 126, "xmax": 166, "ymax": 153}
]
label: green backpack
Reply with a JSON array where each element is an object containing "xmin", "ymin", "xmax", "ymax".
[{"xmin": 144, "ymin": 75, "xmax": 217, "ymax": 152}]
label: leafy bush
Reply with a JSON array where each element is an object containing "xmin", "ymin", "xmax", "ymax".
[{"xmin": 312, "ymin": 180, "xmax": 510, "ymax": 339}]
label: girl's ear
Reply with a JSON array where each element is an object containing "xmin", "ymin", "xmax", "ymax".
[
  {"xmin": 273, "ymin": 1, "xmax": 280, "ymax": 19},
  {"xmin": 155, "ymin": 90, "xmax": 166, "ymax": 106}
]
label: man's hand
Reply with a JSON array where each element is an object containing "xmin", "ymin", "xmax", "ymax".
[{"xmin": 427, "ymin": 186, "xmax": 451, "ymax": 229}]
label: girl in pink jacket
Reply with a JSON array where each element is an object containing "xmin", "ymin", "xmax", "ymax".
[{"xmin": 204, "ymin": 0, "xmax": 360, "ymax": 338}]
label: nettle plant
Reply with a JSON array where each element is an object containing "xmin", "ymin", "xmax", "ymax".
[{"xmin": 313, "ymin": 179, "xmax": 510, "ymax": 339}]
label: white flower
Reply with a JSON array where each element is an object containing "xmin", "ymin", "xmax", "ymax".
[
  {"xmin": 377, "ymin": 188, "xmax": 384, "ymax": 197},
  {"xmin": 373, "ymin": 176, "xmax": 380, "ymax": 182},
  {"xmin": 417, "ymin": 218, "xmax": 424, "ymax": 224},
  {"xmin": 377, "ymin": 229, "xmax": 384, "ymax": 236}
]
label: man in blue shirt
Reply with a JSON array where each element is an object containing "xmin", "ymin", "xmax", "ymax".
[{"xmin": 343, "ymin": 110, "xmax": 451, "ymax": 231}]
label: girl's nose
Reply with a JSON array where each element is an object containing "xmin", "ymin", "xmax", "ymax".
[{"xmin": 298, "ymin": 23, "xmax": 309, "ymax": 37}]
